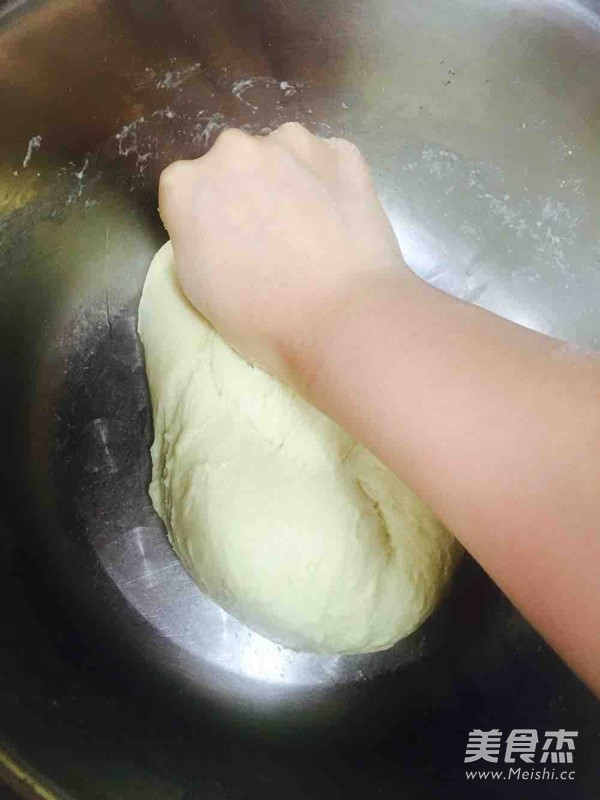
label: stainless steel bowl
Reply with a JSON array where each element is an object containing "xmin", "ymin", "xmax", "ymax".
[{"xmin": 1, "ymin": 1, "xmax": 599, "ymax": 797}]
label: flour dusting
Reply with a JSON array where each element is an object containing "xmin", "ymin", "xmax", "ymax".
[
  {"xmin": 194, "ymin": 112, "xmax": 227, "ymax": 148},
  {"xmin": 149, "ymin": 62, "xmax": 202, "ymax": 90},
  {"xmin": 22, "ymin": 135, "xmax": 42, "ymax": 168}
]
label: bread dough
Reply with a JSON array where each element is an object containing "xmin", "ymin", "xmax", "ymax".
[{"xmin": 138, "ymin": 242, "xmax": 460, "ymax": 654}]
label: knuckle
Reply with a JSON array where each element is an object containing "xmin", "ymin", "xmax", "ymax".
[
  {"xmin": 332, "ymin": 138, "xmax": 371, "ymax": 179},
  {"xmin": 159, "ymin": 161, "xmax": 198, "ymax": 220},
  {"xmin": 280, "ymin": 120, "xmax": 305, "ymax": 133},
  {"xmin": 331, "ymin": 137, "xmax": 362, "ymax": 158},
  {"xmin": 276, "ymin": 121, "xmax": 312, "ymax": 141},
  {"xmin": 212, "ymin": 127, "xmax": 260, "ymax": 169},
  {"xmin": 214, "ymin": 127, "xmax": 256, "ymax": 152},
  {"xmin": 159, "ymin": 159, "xmax": 193, "ymax": 193}
]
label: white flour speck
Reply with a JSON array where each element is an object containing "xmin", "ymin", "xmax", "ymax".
[
  {"xmin": 279, "ymin": 80, "xmax": 297, "ymax": 97},
  {"xmin": 152, "ymin": 107, "xmax": 177, "ymax": 120},
  {"xmin": 231, "ymin": 76, "xmax": 303, "ymax": 111},
  {"xmin": 115, "ymin": 118, "xmax": 145, "ymax": 158},
  {"xmin": 231, "ymin": 77, "xmax": 262, "ymax": 111},
  {"xmin": 22, "ymin": 135, "xmax": 42, "ymax": 168},
  {"xmin": 155, "ymin": 63, "xmax": 201, "ymax": 90},
  {"xmin": 75, "ymin": 157, "xmax": 89, "ymax": 181},
  {"xmin": 194, "ymin": 112, "xmax": 227, "ymax": 148}
]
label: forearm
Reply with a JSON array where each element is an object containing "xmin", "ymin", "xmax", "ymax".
[{"xmin": 300, "ymin": 272, "xmax": 600, "ymax": 692}]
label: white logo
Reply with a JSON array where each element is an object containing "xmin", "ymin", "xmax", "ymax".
[
  {"xmin": 464, "ymin": 729, "xmax": 578, "ymax": 781},
  {"xmin": 464, "ymin": 729, "xmax": 504, "ymax": 763}
]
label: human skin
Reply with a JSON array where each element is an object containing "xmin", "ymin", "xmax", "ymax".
[{"xmin": 159, "ymin": 122, "xmax": 600, "ymax": 694}]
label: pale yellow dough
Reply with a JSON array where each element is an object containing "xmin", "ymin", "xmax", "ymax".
[{"xmin": 138, "ymin": 242, "xmax": 460, "ymax": 654}]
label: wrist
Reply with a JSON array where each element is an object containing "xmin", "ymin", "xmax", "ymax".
[{"xmin": 287, "ymin": 267, "xmax": 433, "ymax": 403}]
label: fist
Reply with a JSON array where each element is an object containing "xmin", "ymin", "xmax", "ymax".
[{"xmin": 159, "ymin": 122, "xmax": 408, "ymax": 383}]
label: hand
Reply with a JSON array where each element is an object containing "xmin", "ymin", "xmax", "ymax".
[{"xmin": 158, "ymin": 122, "xmax": 411, "ymax": 383}]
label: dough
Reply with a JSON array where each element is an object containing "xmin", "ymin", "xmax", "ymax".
[{"xmin": 138, "ymin": 242, "xmax": 460, "ymax": 654}]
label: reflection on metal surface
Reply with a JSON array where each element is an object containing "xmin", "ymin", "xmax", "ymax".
[
  {"xmin": 96, "ymin": 481, "xmax": 431, "ymax": 689},
  {"xmin": 76, "ymin": 418, "xmax": 137, "ymax": 475},
  {"xmin": 0, "ymin": 745, "xmax": 63, "ymax": 800},
  {"xmin": 1, "ymin": 0, "xmax": 599, "ymax": 727}
]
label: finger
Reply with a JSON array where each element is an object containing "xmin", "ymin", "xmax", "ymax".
[
  {"xmin": 267, "ymin": 121, "xmax": 336, "ymax": 179},
  {"xmin": 207, "ymin": 127, "xmax": 261, "ymax": 173},
  {"xmin": 324, "ymin": 136, "xmax": 375, "ymax": 192}
]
